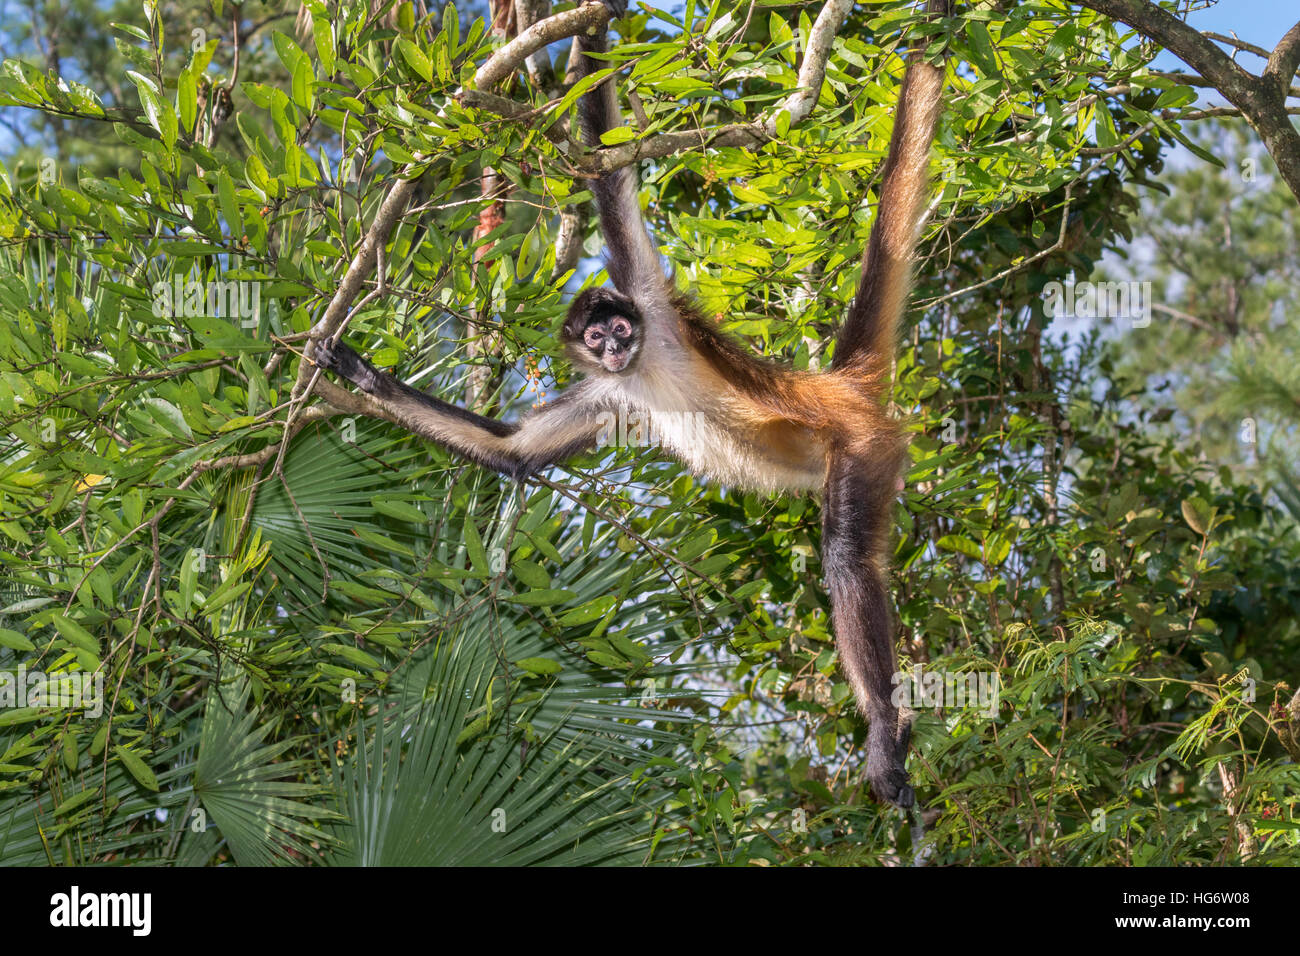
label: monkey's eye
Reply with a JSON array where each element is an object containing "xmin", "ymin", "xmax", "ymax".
[
  {"xmin": 610, "ymin": 317, "xmax": 632, "ymax": 339},
  {"xmin": 583, "ymin": 326, "xmax": 605, "ymax": 349}
]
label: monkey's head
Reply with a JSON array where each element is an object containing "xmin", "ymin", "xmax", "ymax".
[{"xmin": 563, "ymin": 288, "xmax": 643, "ymax": 375}]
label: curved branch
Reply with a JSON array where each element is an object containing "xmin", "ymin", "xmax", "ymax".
[
  {"xmin": 297, "ymin": 3, "xmax": 616, "ymax": 397},
  {"xmin": 764, "ymin": 0, "xmax": 856, "ymax": 135},
  {"xmin": 592, "ymin": 121, "xmax": 768, "ymax": 169},
  {"xmin": 1074, "ymin": 1, "xmax": 1256, "ymax": 97},
  {"xmin": 515, "ymin": 0, "xmax": 557, "ymax": 88},
  {"xmin": 472, "ymin": 1, "xmax": 612, "ymax": 90},
  {"xmin": 763, "ymin": 0, "xmax": 949, "ymax": 136},
  {"xmin": 1265, "ymin": 20, "xmax": 1300, "ymax": 96},
  {"xmin": 1073, "ymin": 0, "xmax": 1300, "ymax": 200},
  {"xmin": 303, "ymin": 178, "xmax": 417, "ymax": 345}
]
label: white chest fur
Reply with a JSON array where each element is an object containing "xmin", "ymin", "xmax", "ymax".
[{"xmin": 590, "ymin": 332, "xmax": 826, "ymax": 494}]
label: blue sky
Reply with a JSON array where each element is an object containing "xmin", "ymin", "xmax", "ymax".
[
  {"xmin": 1150, "ymin": 2, "xmax": 1298, "ymax": 93},
  {"xmin": 656, "ymin": 2, "xmax": 1298, "ymax": 99}
]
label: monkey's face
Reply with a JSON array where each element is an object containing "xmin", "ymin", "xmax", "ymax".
[
  {"xmin": 563, "ymin": 287, "xmax": 643, "ymax": 375},
  {"xmin": 579, "ymin": 314, "xmax": 641, "ymax": 373}
]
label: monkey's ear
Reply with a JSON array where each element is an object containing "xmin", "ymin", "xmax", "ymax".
[{"xmin": 562, "ymin": 295, "xmax": 595, "ymax": 342}]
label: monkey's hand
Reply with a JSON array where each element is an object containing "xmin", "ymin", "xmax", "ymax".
[
  {"xmin": 600, "ymin": 0, "xmax": 627, "ymax": 19},
  {"xmin": 313, "ymin": 339, "xmax": 379, "ymax": 394}
]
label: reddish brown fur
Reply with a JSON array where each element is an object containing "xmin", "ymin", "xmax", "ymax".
[
  {"xmin": 665, "ymin": 50, "xmax": 946, "ymax": 474},
  {"xmin": 673, "ymin": 295, "xmax": 904, "ymax": 464},
  {"xmin": 319, "ymin": 0, "xmax": 950, "ymax": 808},
  {"xmin": 659, "ymin": 8, "xmax": 949, "ymax": 805}
]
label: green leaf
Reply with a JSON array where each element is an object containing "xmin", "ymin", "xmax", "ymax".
[
  {"xmin": 0, "ymin": 628, "xmax": 35, "ymax": 651},
  {"xmin": 312, "ymin": 15, "xmax": 336, "ymax": 75},
  {"xmin": 1180, "ymin": 497, "xmax": 1213, "ymax": 535},
  {"xmin": 984, "ymin": 534, "xmax": 1011, "ymax": 566},
  {"xmin": 55, "ymin": 788, "xmax": 99, "ymax": 816},
  {"xmin": 178, "ymin": 67, "xmax": 197, "ymax": 133},
  {"xmin": 463, "ymin": 518, "xmax": 488, "ymax": 574},
  {"xmin": 514, "ymin": 656, "xmax": 562, "ymax": 676},
  {"xmin": 505, "ymin": 589, "xmax": 578, "ymax": 607},
  {"xmin": 512, "ymin": 559, "xmax": 551, "ymax": 590},
  {"xmin": 398, "ymin": 38, "xmax": 433, "ymax": 82},
  {"xmin": 323, "ymin": 643, "xmax": 385, "ymax": 671},
  {"xmin": 586, "ymin": 650, "xmax": 627, "ymax": 669},
  {"xmin": 126, "ymin": 70, "xmax": 176, "ymax": 148},
  {"xmin": 557, "ymin": 595, "xmax": 618, "ymax": 626},
  {"xmin": 966, "ymin": 21, "xmax": 1000, "ymax": 77},
  {"xmin": 599, "ymin": 126, "xmax": 636, "ymax": 146},
  {"xmin": 291, "ymin": 55, "xmax": 315, "ymax": 112},
  {"xmin": 114, "ymin": 746, "xmax": 159, "ymax": 791},
  {"xmin": 88, "ymin": 568, "xmax": 114, "ymax": 607},
  {"xmin": 179, "ymin": 549, "xmax": 198, "ymax": 611},
  {"xmin": 272, "ymin": 31, "xmax": 308, "ymax": 76},
  {"xmin": 110, "ymin": 21, "xmax": 150, "ymax": 42},
  {"xmin": 371, "ymin": 496, "xmax": 428, "ymax": 523},
  {"xmin": 52, "ymin": 614, "xmax": 99, "ymax": 655},
  {"xmin": 936, "ymin": 535, "xmax": 982, "ymax": 560}
]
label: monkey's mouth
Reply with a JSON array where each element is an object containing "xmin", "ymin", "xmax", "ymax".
[{"xmin": 603, "ymin": 353, "xmax": 631, "ymax": 372}]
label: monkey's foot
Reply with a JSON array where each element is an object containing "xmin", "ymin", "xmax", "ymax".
[
  {"xmin": 867, "ymin": 760, "xmax": 915, "ymax": 808},
  {"xmin": 312, "ymin": 339, "xmax": 375, "ymax": 392},
  {"xmin": 866, "ymin": 710, "xmax": 915, "ymax": 807}
]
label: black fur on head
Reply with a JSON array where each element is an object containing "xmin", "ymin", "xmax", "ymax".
[
  {"xmin": 563, "ymin": 287, "xmax": 641, "ymax": 343},
  {"xmin": 563, "ymin": 287, "xmax": 643, "ymax": 374}
]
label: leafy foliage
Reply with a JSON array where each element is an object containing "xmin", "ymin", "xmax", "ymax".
[{"xmin": 0, "ymin": 0, "xmax": 1296, "ymax": 866}]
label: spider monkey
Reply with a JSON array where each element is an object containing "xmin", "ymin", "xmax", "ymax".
[{"xmin": 313, "ymin": 0, "xmax": 949, "ymax": 806}]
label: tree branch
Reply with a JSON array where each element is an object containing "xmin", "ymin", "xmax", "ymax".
[
  {"xmin": 765, "ymin": 0, "xmax": 856, "ymax": 135},
  {"xmin": 1149, "ymin": 69, "xmax": 1300, "ymax": 100},
  {"xmin": 1072, "ymin": 0, "xmax": 1300, "ymax": 201},
  {"xmin": 295, "ymin": 3, "xmax": 617, "ymax": 403},
  {"xmin": 515, "ymin": 0, "xmax": 556, "ymax": 88},
  {"xmin": 472, "ymin": 1, "xmax": 612, "ymax": 90},
  {"xmin": 1203, "ymin": 31, "xmax": 1273, "ymax": 64},
  {"xmin": 458, "ymin": 87, "xmax": 579, "ymax": 151},
  {"xmin": 1265, "ymin": 20, "xmax": 1300, "ymax": 97},
  {"xmin": 298, "ymin": 176, "xmax": 419, "ymax": 362},
  {"xmin": 592, "ymin": 122, "xmax": 769, "ymax": 169}
]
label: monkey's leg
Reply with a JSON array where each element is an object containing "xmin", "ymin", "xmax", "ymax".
[{"xmin": 822, "ymin": 449, "xmax": 913, "ymax": 807}]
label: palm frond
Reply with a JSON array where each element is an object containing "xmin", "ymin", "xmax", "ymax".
[
  {"xmin": 326, "ymin": 632, "xmax": 677, "ymax": 866},
  {"xmin": 193, "ymin": 677, "xmax": 338, "ymax": 865}
]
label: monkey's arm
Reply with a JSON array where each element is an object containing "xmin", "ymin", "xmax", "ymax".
[
  {"xmin": 314, "ymin": 341, "xmax": 603, "ymax": 479},
  {"xmin": 574, "ymin": 11, "xmax": 670, "ymax": 308}
]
